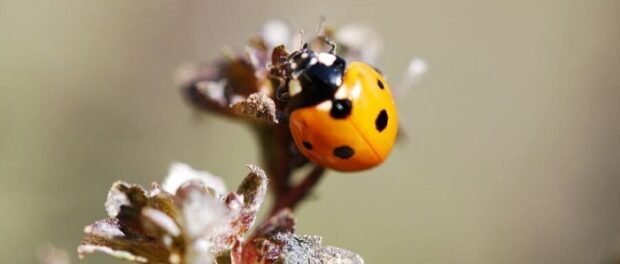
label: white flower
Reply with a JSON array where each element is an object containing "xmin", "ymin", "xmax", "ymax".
[{"xmin": 163, "ymin": 162, "xmax": 227, "ymax": 195}]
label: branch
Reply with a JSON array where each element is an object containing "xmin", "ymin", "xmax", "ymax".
[{"xmin": 270, "ymin": 165, "xmax": 325, "ymax": 216}]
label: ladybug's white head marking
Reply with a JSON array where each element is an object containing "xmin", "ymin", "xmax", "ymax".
[
  {"xmin": 316, "ymin": 100, "xmax": 333, "ymax": 112},
  {"xmin": 309, "ymin": 57, "xmax": 318, "ymax": 66},
  {"xmin": 334, "ymin": 86, "xmax": 347, "ymax": 99},
  {"xmin": 317, "ymin": 53, "xmax": 337, "ymax": 66}
]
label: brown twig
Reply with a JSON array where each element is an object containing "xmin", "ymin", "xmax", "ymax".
[
  {"xmin": 270, "ymin": 165, "xmax": 325, "ymax": 216},
  {"xmin": 256, "ymin": 123, "xmax": 327, "ymax": 217}
]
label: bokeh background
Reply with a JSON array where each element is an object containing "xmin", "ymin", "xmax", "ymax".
[{"xmin": 2, "ymin": 1, "xmax": 620, "ymax": 263}]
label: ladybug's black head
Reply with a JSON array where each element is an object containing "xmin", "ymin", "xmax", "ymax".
[{"xmin": 287, "ymin": 44, "xmax": 346, "ymax": 108}]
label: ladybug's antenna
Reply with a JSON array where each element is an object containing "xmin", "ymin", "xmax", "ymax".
[
  {"xmin": 316, "ymin": 16, "xmax": 326, "ymax": 37},
  {"xmin": 297, "ymin": 29, "xmax": 305, "ymax": 51},
  {"xmin": 315, "ymin": 16, "xmax": 336, "ymax": 54},
  {"xmin": 324, "ymin": 38, "xmax": 336, "ymax": 54}
]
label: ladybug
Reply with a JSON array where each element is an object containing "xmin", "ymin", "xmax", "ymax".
[{"xmin": 282, "ymin": 43, "xmax": 398, "ymax": 171}]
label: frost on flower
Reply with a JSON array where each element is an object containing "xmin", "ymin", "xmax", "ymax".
[
  {"xmin": 231, "ymin": 210, "xmax": 364, "ymax": 264},
  {"xmin": 79, "ymin": 164, "xmax": 268, "ymax": 264},
  {"xmin": 163, "ymin": 162, "xmax": 227, "ymax": 195},
  {"xmin": 78, "ymin": 163, "xmax": 364, "ymax": 264}
]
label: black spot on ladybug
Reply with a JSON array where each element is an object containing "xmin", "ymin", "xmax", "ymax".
[
  {"xmin": 302, "ymin": 141, "xmax": 313, "ymax": 150},
  {"xmin": 330, "ymin": 99, "xmax": 352, "ymax": 119},
  {"xmin": 333, "ymin": 146, "xmax": 355, "ymax": 159},
  {"xmin": 375, "ymin": 109, "xmax": 388, "ymax": 132},
  {"xmin": 377, "ymin": 79, "xmax": 384, "ymax": 89}
]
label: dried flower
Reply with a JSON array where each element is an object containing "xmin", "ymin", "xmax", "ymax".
[
  {"xmin": 231, "ymin": 92, "xmax": 278, "ymax": 123},
  {"xmin": 232, "ymin": 210, "xmax": 364, "ymax": 264},
  {"xmin": 79, "ymin": 163, "xmax": 363, "ymax": 264},
  {"xmin": 79, "ymin": 163, "xmax": 267, "ymax": 264}
]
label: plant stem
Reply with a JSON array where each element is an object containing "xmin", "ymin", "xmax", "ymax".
[
  {"xmin": 255, "ymin": 123, "xmax": 326, "ymax": 217},
  {"xmin": 270, "ymin": 165, "xmax": 325, "ymax": 216}
]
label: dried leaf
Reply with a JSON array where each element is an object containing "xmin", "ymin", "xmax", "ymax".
[
  {"xmin": 79, "ymin": 218, "xmax": 170, "ymax": 263},
  {"xmin": 279, "ymin": 235, "xmax": 365, "ymax": 264},
  {"xmin": 79, "ymin": 163, "xmax": 271, "ymax": 264},
  {"xmin": 80, "ymin": 180, "xmax": 181, "ymax": 263},
  {"xmin": 104, "ymin": 181, "xmax": 148, "ymax": 218},
  {"xmin": 235, "ymin": 233, "xmax": 364, "ymax": 264},
  {"xmin": 224, "ymin": 59, "xmax": 261, "ymax": 98},
  {"xmin": 195, "ymin": 80, "xmax": 229, "ymax": 106},
  {"xmin": 230, "ymin": 93, "xmax": 278, "ymax": 123},
  {"xmin": 229, "ymin": 209, "xmax": 363, "ymax": 264}
]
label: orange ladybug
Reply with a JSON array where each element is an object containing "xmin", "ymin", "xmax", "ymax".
[{"xmin": 283, "ymin": 44, "xmax": 398, "ymax": 171}]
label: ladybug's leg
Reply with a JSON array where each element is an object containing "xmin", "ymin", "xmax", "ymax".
[
  {"xmin": 276, "ymin": 84, "xmax": 290, "ymax": 102},
  {"xmin": 314, "ymin": 16, "xmax": 336, "ymax": 54},
  {"xmin": 322, "ymin": 37, "xmax": 337, "ymax": 54},
  {"xmin": 275, "ymin": 109, "xmax": 290, "ymax": 124},
  {"xmin": 274, "ymin": 76, "xmax": 292, "ymax": 102}
]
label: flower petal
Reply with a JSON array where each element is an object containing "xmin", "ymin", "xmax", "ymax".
[{"xmin": 163, "ymin": 163, "xmax": 227, "ymax": 195}]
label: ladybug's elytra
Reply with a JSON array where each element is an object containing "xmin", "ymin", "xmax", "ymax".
[{"xmin": 283, "ymin": 43, "xmax": 398, "ymax": 172}]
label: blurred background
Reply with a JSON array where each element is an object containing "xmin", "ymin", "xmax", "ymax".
[{"xmin": 2, "ymin": 1, "xmax": 620, "ymax": 263}]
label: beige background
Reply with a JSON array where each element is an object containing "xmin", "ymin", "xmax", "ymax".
[{"xmin": 1, "ymin": 1, "xmax": 620, "ymax": 263}]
